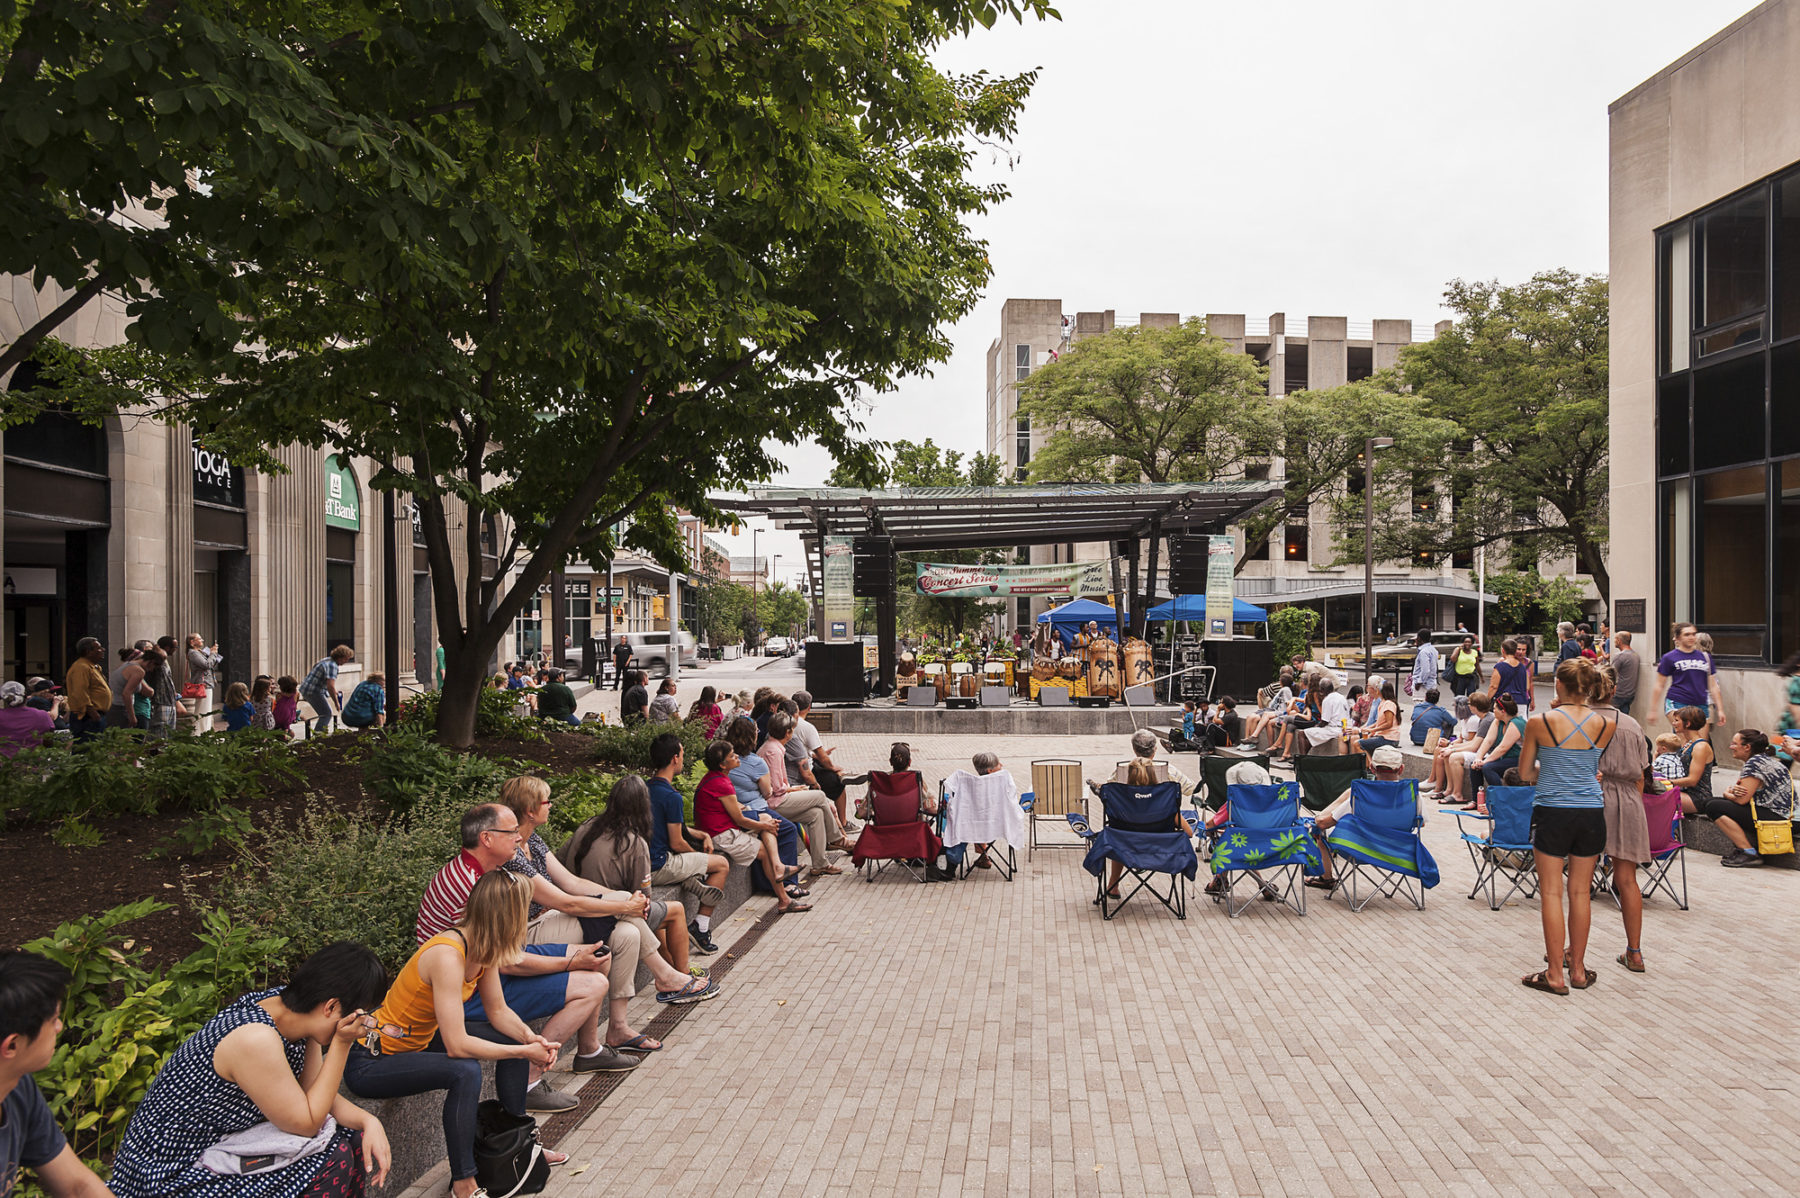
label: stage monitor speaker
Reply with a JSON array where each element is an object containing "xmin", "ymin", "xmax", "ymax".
[
  {"xmin": 980, "ymin": 685, "xmax": 1011, "ymax": 707},
  {"xmin": 1123, "ymin": 684, "xmax": 1155, "ymax": 707},
  {"xmin": 906, "ymin": 686, "xmax": 938, "ymax": 708},
  {"xmin": 1202, "ymin": 640, "xmax": 1273, "ymax": 703},
  {"xmin": 1038, "ymin": 687, "xmax": 1071, "ymax": 707},
  {"xmin": 945, "ymin": 696, "xmax": 978, "ymax": 710},
  {"xmin": 804, "ymin": 643, "xmax": 867, "ymax": 705}
]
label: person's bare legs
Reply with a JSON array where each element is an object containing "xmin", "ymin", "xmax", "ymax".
[
  {"xmin": 1531, "ymin": 851, "xmax": 1568, "ymax": 989},
  {"xmin": 1565, "ymin": 854, "xmax": 1597, "ymax": 985},
  {"xmin": 654, "ymin": 900, "xmax": 689, "ymax": 972},
  {"xmin": 534, "ymin": 968, "xmax": 607, "ymax": 1079},
  {"xmin": 1444, "ymin": 753, "xmax": 1467, "ymax": 802},
  {"xmin": 1614, "ymin": 861, "xmax": 1644, "ymax": 969},
  {"xmin": 758, "ymin": 838, "xmax": 801, "ymax": 910}
]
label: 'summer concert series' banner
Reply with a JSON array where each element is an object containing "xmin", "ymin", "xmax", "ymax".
[{"xmin": 914, "ymin": 559, "xmax": 1112, "ymax": 598}]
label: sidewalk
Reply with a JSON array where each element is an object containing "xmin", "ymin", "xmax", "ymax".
[{"xmin": 413, "ymin": 729, "xmax": 1798, "ymax": 1198}]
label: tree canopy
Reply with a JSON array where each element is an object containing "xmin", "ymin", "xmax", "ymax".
[
  {"xmin": 2, "ymin": 0, "xmax": 1056, "ymax": 744},
  {"xmin": 1377, "ymin": 270, "xmax": 1611, "ymax": 598},
  {"xmin": 1015, "ymin": 318, "xmax": 1275, "ymax": 485}
]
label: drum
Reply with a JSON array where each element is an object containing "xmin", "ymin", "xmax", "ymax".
[
  {"xmin": 1057, "ymin": 656, "xmax": 1084, "ymax": 681},
  {"xmin": 1123, "ymin": 639, "xmax": 1155, "ymax": 689},
  {"xmin": 958, "ymin": 673, "xmax": 980, "ymax": 697},
  {"xmin": 1031, "ymin": 658, "xmax": 1056, "ymax": 682},
  {"xmin": 1086, "ymin": 646, "xmax": 1120, "ymax": 697}
]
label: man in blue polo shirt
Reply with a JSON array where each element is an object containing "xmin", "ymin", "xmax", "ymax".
[
  {"xmin": 0, "ymin": 952, "xmax": 113, "ymax": 1197},
  {"xmin": 646, "ymin": 733, "xmax": 731, "ymax": 956}
]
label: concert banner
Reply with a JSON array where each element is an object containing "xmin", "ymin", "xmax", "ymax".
[{"xmin": 914, "ymin": 559, "xmax": 1111, "ymax": 598}]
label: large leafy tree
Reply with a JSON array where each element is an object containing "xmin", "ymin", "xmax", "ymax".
[
  {"xmin": 1016, "ymin": 318, "xmax": 1276, "ymax": 484},
  {"xmin": 7, "ymin": 0, "xmax": 1054, "ymax": 746},
  {"xmin": 1373, "ymin": 270, "xmax": 1611, "ymax": 599}
]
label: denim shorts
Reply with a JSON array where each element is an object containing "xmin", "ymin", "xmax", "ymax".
[{"xmin": 463, "ymin": 943, "xmax": 569, "ymax": 1022}]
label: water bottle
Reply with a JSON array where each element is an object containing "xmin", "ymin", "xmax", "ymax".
[{"xmin": 1475, "ymin": 786, "xmax": 1488, "ymax": 815}]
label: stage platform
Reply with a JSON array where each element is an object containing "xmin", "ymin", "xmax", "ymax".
[{"xmin": 821, "ymin": 699, "xmax": 1183, "ymax": 736}]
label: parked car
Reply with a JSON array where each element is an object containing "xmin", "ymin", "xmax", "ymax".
[
  {"xmin": 764, "ymin": 635, "xmax": 793, "ymax": 657},
  {"xmin": 615, "ymin": 630, "xmax": 697, "ymax": 677}
]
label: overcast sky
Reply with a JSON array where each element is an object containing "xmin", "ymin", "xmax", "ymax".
[{"xmin": 717, "ymin": 0, "xmax": 1759, "ymax": 583}]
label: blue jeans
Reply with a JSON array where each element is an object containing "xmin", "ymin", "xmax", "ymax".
[
  {"xmin": 1481, "ymin": 754, "xmax": 1521, "ymax": 787},
  {"xmin": 747, "ymin": 811, "xmax": 800, "ymax": 892},
  {"xmin": 1359, "ymin": 736, "xmax": 1399, "ymax": 754},
  {"xmin": 340, "ymin": 1027, "xmax": 529, "ymax": 1181}
]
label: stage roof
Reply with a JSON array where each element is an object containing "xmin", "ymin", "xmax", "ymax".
[{"xmin": 715, "ymin": 482, "xmax": 1282, "ymax": 551}]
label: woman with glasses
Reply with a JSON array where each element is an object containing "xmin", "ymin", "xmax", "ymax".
[
  {"xmin": 110, "ymin": 942, "xmax": 394, "ymax": 1197},
  {"xmin": 340, "ymin": 872, "xmax": 568, "ymax": 1198}
]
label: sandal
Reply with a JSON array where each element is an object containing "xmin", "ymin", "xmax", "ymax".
[
  {"xmin": 1617, "ymin": 948, "xmax": 1645, "ymax": 973},
  {"xmin": 1520, "ymin": 970, "xmax": 1569, "ymax": 996},
  {"xmin": 827, "ymin": 839, "xmax": 855, "ymax": 853},
  {"xmin": 1304, "ymin": 878, "xmax": 1337, "ymax": 892},
  {"xmin": 1259, "ymin": 883, "xmax": 1280, "ymax": 902},
  {"xmin": 1569, "ymin": 966, "xmax": 1600, "ymax": 991},
  {"xmin": 608, "ymin": 1033, "xmax": 663, "ymax": 1053},
  {"xmin": 544, "ymin": 1149, "xmax": 570, "ymax": 1167},
  {"xmin": 778, "ymin": 900, "xmax": 813, "ymax": 913}
]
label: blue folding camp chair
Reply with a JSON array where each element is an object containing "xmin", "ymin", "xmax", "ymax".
[
  {"xmin": 1453, "ymin": 785, "xmax": 1539, "ymax": 910},
  {"xmin": 1208, "ymin": 782, "xmax": 1318, "ymax": 917},
  {"xmin": 1080, "ymin": 781, "xmax": 1197, "ymax": 920},
  {"xmin": 1324, "ymin": 779, "xmax": 1440, "ymax": 911}
]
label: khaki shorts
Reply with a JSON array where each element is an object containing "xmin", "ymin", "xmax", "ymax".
[
  {"xmin": 712, "ymin": 828, "xmax": 761, "ymax": 866},
  {"xmin": 651, "ymin": 852, "xmax": 712, "ymax": 886}
]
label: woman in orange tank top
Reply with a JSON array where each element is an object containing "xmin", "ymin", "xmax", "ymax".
[{"xmin": 340, "ymin": 871, "xmax": 566, "ymax": 1196}]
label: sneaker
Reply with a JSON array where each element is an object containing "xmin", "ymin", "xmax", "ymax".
[
  {"xmin": 571, "ymin": 1046, "xmax": 639, "ymax": 1073},
  {"xmin": 842, "ymin": 819, "xmax": 862, "ymax": 833},
  {"xmin": 1721, "ymin": 849, "xmax": 1764, "ymax": 868},
  {"xmin": 683, "ymin": 881, "xmax": 725, "ymax": 908},
  {"xmin": 524, "ymin": 1085, "xmax": 579, "ymax": 1112},
  {"xmin": 688, "ymin": 923, "xmax": 719, "ymax": 955}
]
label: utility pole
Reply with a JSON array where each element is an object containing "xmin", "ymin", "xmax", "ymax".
[{"xmin": 1362, "ymin": 436, "xmax": 1394, "ymax": 684}]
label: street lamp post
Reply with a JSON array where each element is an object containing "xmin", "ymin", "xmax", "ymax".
[
  {"xmin": 773, "ymin": 553, "xmax": 783, "ymax": 638},
  {"xmin": 1362, "ymin": 436, "xmax": 1394, "ymax": 685},
  {"xmin": 751, "ymin": 527, "xmax": 759, "ymax": 653}
]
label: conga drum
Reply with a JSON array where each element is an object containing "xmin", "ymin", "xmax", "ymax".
[
  {"xmin": 958, "ymin": 673, "xmax": 980, "ymax": 697},
  {"xmin": 1123, "ymin": 638, "xmax": 1155, "ymax": 689},
  {"xmin": 1032, "ymin": 658, "xmax": 1056, "ymax": 682},
  {"xmin": 1057, "ymin": 656, "xmax": 1083, "ymax": 682}
]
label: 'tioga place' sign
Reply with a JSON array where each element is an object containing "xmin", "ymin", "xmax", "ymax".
[{"xmin": 192, "ymin": 445, "xmax": 245, "ymax": 509}]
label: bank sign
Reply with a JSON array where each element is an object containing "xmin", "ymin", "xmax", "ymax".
[
  {"xmin": 914, "ymin": 559, "xmax": 1110, "ymax": 598},
  {"xmin": 325, "ymin": 456, "xmax": 360, "ymax": 530}
]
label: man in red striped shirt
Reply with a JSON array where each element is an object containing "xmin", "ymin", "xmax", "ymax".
[{"xmin": 415, "ymin": 803, "xmax": 635, "ymax": 1106}]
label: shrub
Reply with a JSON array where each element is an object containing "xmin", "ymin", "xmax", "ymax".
[
  {"xmin": 22, "ymin": 901, "xmax": 288, "ymax": 1180},
  {"xmin": 1268, "ymin": 606, "xmax": 1321, "ymax": 674},
  {"xmin": 580, "ymin": 718, "xmax": 709, "ymax": 773},
  {"xmin": 361, "ymin": 725, "xmax": 512, "ymax": 815},
  {"xmin": 214, "ymin": 788, "xmax": 470, "ymax": 975},
  {"xmin": 396, "ymin": 686, "xmax": 545, "ymax": 742}
]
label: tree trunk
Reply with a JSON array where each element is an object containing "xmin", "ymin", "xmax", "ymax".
[{"xmin": 433, "ymin": 620, "xmax": 511, "ymax": 748}]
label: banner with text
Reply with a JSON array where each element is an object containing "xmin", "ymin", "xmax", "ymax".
[
  {"xmin": 1204, "ymin": 535, "xmax": 1235, "ymax": 639},
  {"xmin": 914, "ymin": 559, "xmax": 1112, "ymax": 598},
  {"xmin": 822, "ymin": 536, "xmax": 855, "ymax": 642}
]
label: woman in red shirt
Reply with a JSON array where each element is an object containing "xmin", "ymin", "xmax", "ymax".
[{"xmin": 695, "ymin": 741, "xmax": 811, "ymax": 912}]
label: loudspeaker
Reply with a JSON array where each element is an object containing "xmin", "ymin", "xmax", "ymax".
[
  {"xmin": 945, "ymin": 696, "xmax": 978, "ymax": 710},
  {"xmin": 804, "ymin": 643, "xmax": 866, "ymax": 705},
  {"xmin": 1123, "ymin": 684, "xmax": 1155, "ymax": 707},
  {"xmin": 853, "ymin": 537, "xmax": 895, "ymax": 597},
  {"xmin": 906, "ymin": 686, "xmax": 938, "ymax": 707},
  {"xmin": 980, "ymin": 685, "xmax": 1011, "ymax": 707},
  {"xmin": 1166, "ymin": 535, "xmax": 1209, "ymax": 595},
  {"xmin": 1202, "ymin": 640, "xmax": 1273, "ymax": 703},
  {"xmin": 1038, "ymin": 687, "xmax": 1070, "ymax": 707}
]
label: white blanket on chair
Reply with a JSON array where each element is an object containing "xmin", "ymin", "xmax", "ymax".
[{"xmin": 943, "ymin": 769, "xmax": 1026, "ymax": 847}]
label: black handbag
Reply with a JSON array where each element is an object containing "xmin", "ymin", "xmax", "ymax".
[{"xmin": 473, "ymin": 1099, "xmax": 551, "ymax": 1198}]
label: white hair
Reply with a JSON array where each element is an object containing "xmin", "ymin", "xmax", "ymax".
[{"xmin": 1130, "ymin": 729, "xmax": 1157, "ymax": 757}]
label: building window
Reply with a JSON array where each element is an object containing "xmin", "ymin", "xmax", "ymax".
[
  {"xmin": 1660, "ymin": 225, "xmax": 1691, "ymax": 374},
  {"xmin": 1015, "ymin": 343, "xmax": 1031, "ymax": 382},
  {"xmin": 1692, "ymin": 354, "xmax": 1765, "ymax": 471},
  {"xmin": 1660, "ymin": 478, "xmax": 1691, "ymax": 634},
  {"xmin": 1246, "ymin": 532, "xmax": 1269, "ymax": 562},
  {"xmin": 1772, "ymin": 340, "xmax": 1800, "ymax": 459},
  {"xmin": 1283, "ymin": 506, "xmax": 1308, "ymax": 562},
  {"xmin": 1777, "ymin": 175, "xmax": 1800, "ymax": 341},
  {"xmin": 1656, "ymin": 374, "xmax": 1690, "ymax": 477},
  {"xmin": 1695, "ymin": 464, "xmax": 1767, "ymax": 657},
  {"xmin": 1696, "ymin": 190, "xmax": 1767, "ymax": 359},
  {"xmin": 1015, "ymin": 416, "xmax": 1030, "ymax": 473}
]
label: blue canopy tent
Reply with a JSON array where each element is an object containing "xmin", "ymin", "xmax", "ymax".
[
  {"xmin": 1144, "ymin": 595, "xmax": 1269, "ymax": 624},
  {"xmin": 1036, "ymin": 598, "xmax": 1120, "ymax": 637}
]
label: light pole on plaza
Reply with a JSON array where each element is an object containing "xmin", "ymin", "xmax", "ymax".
[
  {"xmin": 773, "ymin": 554, "xmax": 783, "ymax": 637},
  {"xmin": 1361, "ymin": 436, "xmax": 1394, "ymax": 683}
]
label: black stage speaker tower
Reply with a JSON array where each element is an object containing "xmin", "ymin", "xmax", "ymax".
[
  {"xmin": 1202, "ymin": 640, "xmax": 1273, "ymax": 704},
  {"xmin": 853, "ymin": 537, "xmax": 894, "ymax": 597},
  {"xmin": 804, "ymin": 643, "xmax": 867, "ymax": 704},
  {"xmin": 1165, "ymin": 535, "xmax": 1208, "ymax": 596}
]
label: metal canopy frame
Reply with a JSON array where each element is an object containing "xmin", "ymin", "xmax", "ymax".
[{"xmin": 714, "ymin": 483, "xmax": 1283, "ymax": 695}]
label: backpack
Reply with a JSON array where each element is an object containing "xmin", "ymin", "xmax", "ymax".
[{"xmin": 473, "ymin": 1099, "xmax": 551, "ymax": 1198}]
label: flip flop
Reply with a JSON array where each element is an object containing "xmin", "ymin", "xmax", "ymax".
[
  {"xmin": 545, "ymin": 1149, "xmax": 571, "ymax": 1166},
  {"xmin": 1521, "ymin": 970, "xmax": 1569, "ymax": 996},
  {"xmin": 810, "ymin": 864, "xmax": 844, "ymax": 875},
  {"xmin": 779, "ymin": 900, "xmax": 813, "ymax": 913},
  {"xmin": 1617, "ymin": 949, "xmax": 1645, "ymax": 973},
  {"xmin": 609, "ymin": 1033, "xmax": 663, "ymax": 1053}
]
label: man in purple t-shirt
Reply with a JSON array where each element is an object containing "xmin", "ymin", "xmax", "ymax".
[{"xmin": 1650, "ymin": 621, "xmax": 1726, "ymax": 726}]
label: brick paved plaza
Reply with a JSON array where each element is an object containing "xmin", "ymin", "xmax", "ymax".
[{"xmin": 406, "ymin": 730, "xmax": 1794, "ymax": 1198}]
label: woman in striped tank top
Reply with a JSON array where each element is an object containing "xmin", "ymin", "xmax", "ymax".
[{"xmin": 1515, "ymin": 658, "xmax": 1616, "ymax": 997}]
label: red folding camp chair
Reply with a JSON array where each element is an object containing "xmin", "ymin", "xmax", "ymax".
[{"xmin": 851, "ymin": 769, "xmax": 941, "ymax": 884}]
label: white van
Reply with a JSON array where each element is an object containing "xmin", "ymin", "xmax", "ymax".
[{"xmin": 616, "ymin": 631, "xmax": 697, "ymax": 677}]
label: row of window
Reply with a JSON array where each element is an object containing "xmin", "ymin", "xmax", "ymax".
[{"xmin": 1656, "ymin": 161, "xmax": 1800, "ymax": 665}]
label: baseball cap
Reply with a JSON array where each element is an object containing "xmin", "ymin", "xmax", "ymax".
[
  {"xmin": 1370, "ymin": 746, "xmax": 1405, "ymax": 771},
  {"xmin": 26, "ymin": 677, "xmax": 58, "ymax": 693}
]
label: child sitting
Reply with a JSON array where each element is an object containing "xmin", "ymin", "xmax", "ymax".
[
  {"xmin": 271, "ymin": 675, "xmax": 300, "ymax": 737},
  {"xmin": 1651, "ymin": 733, "xmax": 1685, "ymax": 783}
]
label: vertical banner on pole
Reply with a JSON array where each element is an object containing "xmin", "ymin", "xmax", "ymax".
[
  {"xmin": 1204, "ymin": 535, "xmax": 1235, "ymax": 640},
  {"xmin": 823, "ymin": 536, "xmax": 854, "ymax": 642}
]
